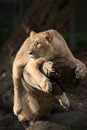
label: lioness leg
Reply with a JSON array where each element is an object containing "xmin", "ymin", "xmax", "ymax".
[
  {"xmin": 13, "ymin": 60, "xmax": 24, "ymax": 115},
  {"xmin": 64, "ymin": 48, "xmax": 87, "ymax": 79},
  {"xmin": 25, "ymin": 58, "xmax": 52, "ymax": 93},
  {"xmin": 53, "ymin": 30, "xmax": 87, "ymax": 79},
  {"xmin": 65, "ymin": 45, "xmax": 87, "ymax": 79}
]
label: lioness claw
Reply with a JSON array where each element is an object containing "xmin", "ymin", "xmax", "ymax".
[{"xmin": 75, "ymin": 63, "xmax": 87, "ymax": 79}]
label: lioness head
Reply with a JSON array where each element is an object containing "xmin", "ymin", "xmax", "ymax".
[{"xmin": 29, "ymin": 31, "xmax": 54, "ymax": 59}]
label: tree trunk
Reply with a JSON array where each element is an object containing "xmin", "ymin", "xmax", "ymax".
[
  {"xmin": 23, "ymin": 0, "xmax": 79, "ymax": 32},
  {"xmin": 0, "ymin": 0, "xmax": 79, "ymax": 107}
]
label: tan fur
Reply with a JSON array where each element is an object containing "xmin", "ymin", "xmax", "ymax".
[{"xmin": 12, "ymin": 29, "xmax": 87, "ymax": 116}]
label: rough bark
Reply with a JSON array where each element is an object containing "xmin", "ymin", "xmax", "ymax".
[{"xmin": 42, "ymin": 58, "xmax": 79, "ymax": 92}]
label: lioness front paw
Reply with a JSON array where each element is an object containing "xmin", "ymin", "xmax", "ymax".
[
  {"xmin": 40, "ymin": 77, "xmax": 52, "ymax": 93},
  {"xmin": 13, "ymin": 102, "xmax": 22, "ymax": 116},
  {"xmin": 75, "ymin": 63, "xmax": 87, "ymax": 79}
]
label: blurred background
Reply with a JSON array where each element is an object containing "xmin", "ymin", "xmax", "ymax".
[{"xmin": 0, "ymin": 0, "xmax": 87, "ymax": 49}]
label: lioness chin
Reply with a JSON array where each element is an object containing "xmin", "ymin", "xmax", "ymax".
[{"xmin": 12, "ymin": 29, "xmax": 87, "ymax": 116}]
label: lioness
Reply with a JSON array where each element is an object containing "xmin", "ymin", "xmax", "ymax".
[{"xmin": 13, "ymin": 29, "xmax": 87, "ymax": 116}]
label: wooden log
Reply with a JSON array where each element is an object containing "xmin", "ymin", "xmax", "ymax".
[
  {"xmin": 18, "ymin": 57, "xmax": 80, "ymax": 124},
  {"xmin": 23, "ymin": 57, "xmax": 79, "ymax": 94},
  {"xmin": 42, "ymin": 57, "xmax": 80, "ymax": 93}
]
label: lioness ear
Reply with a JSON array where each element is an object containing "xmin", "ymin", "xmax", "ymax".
[
  {"xmin": 43, "ymin": 32, "xmax": 52, "ymax": 42},
  {"xmin": 30, "ymin": 31, "xmax": 37, "ymax": 38}
]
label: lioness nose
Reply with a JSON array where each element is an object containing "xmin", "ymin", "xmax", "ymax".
[
  {"xmin": 28, "ymin": 51, "xmax": 33, "ymax": 55},
  {"xmin": 29, "ymin": 52, "xmax": 32, "ymax": 55}
]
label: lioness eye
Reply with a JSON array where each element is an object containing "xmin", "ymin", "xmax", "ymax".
[{"xmin": 37, "ymin": 43, "xmax": 41, "ymax": 48}]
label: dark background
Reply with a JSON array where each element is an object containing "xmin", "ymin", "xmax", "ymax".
[{"xmin": 0, "ymin": 0, "xmax": 87, "ymax": 48}]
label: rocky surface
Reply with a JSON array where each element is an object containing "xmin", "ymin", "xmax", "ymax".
[{"xmin": 26, "ymin": 111, "xmax": 87, "ymax": 130}]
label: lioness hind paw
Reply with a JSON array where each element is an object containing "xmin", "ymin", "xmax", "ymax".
[{"xmin": 75, "ymin": 63, "xmax": 87, "ymax": 79}]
